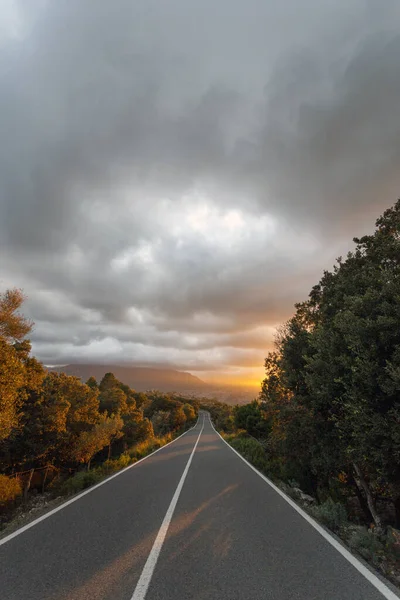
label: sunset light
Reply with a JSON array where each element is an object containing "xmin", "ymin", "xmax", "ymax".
[{"xmin": 1, "ymin": 1, "xmax": 400, "ymax": 598}]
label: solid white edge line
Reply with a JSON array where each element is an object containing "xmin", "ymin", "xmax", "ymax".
[
  {"xmin": 0, "ymin": 416, "xmax": 201, "ymax": 548},
  {"xmin": 131, "ymin": 413, "xmax": 205, "ymax": 600},
  {"xmin": 209, "ymin": 415, "xmax": 400, "ymax": 600}
]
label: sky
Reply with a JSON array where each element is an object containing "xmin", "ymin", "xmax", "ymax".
[{"xmin": 1, "ymin": 0, "xmax": 400, "ymax": 387}]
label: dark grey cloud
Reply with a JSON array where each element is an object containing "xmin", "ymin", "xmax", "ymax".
[
  {"xmin": 1, "ymin": 0, "xmax": 399, "ymax": 383},
  {"xmin": 256, "ymin": 31, "xmax": 400, "ymax": 229}
]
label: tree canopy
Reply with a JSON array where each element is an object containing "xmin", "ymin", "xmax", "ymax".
[{"xmin": 243, "ymin": 200, "xmax": 400, "ymax": 528}]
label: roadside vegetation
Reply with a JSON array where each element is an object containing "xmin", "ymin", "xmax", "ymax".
[
  {"xmin": 215, "ymin": 200, "xmax": 400, "ymax": 586},
  {"xmin": 0, "ymin": 290, "xmax": 198, "ymax": 528}
]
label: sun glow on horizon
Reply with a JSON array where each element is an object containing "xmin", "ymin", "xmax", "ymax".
[{"xmin": 199, "ymin": 365, "xmax": 265, "ymax": 389}]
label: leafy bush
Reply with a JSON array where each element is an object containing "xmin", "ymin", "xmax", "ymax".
[
  {"xmin": 386, "ymin": 527, "xmax": 400, "ymax": 560},
  {"xmin": 59, "ymin": 470, "xmax": 103, "ymax": 495},
  {"xmin": 0, "ymin": 474, "xmax": 22, "ymax": 507},
  {"xmin": 310, "ymin": 498, "xmax": 348, "ymax": 532},
  {"xmin": 101, "ymin": 453, "xmax": 133, "ymax": 474},
  {"xmin": 130, "ymin": 439, "xmax": 157, "ymax": 459},
  {"xmin": 230, "ymin": 436, "xmax": 268, "ymax": 472},
  {"xmin": 348, "ymin": 526, "xmax": 384, "ymax": 563},
  {"xmin": 129, "ymin": 432, "xmax": 173, "ymax": 459}
]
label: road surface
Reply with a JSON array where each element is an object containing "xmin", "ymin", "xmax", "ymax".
[{"xmin": 1, "ymin": 412, "xmax": 398, "ymax": 600}]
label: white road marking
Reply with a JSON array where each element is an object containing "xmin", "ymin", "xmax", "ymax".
[
  {"xmin": 209, "ymin": 415, "xmax": 400, "ymax": 600},
  {"xmin": 131, "ymin": 414, "xmax": 205, "ymax": 600},
  {"xmin": 0, "ymin": 418, "xmax": 200, "ymax": 547}
]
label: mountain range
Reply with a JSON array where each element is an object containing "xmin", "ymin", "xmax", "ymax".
[{"xmin": 47, "ymin": 363, "xmax": 208, "ymax": 393}]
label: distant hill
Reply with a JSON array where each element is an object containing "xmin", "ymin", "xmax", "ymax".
[
  {"xmin": 199, "ymin": 385, "xmax": 259, "ymax": 405},
  {"xmin": 47, "ymin": 363, "xmax": 208, "ymax": 392}
]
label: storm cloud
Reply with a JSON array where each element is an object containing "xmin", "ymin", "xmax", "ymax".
[{"xmin": 1, "ymin": 0, "xmax": 400, "ymax": 384}]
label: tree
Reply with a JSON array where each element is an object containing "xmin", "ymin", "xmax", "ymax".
[
  {"xmin": 119, "ymin": 383, "xmax": 136, "ymax": 409},
  {"xmin": 6, "ymin": 371, "xmax": 102, "ymax": 469},
  {"xmin": 0, "ymin": 340, "xmax": 26, "ymax": 442},
  {"xmin": 0, "ymin": 289, "xmax": 32, "ymax": 343},
  {"xmin": 134, "ymin": 392, "xmax": 150, "ymax": 410},
  {"xmin": 304, "ymin": 201, "xmax": 400, "ymax": 527},
  {"xmin": 169, "ymin": 406, "xmax": 186, "ymax": 431},
  {"xmin": 182, "ymin": 403, "xmax": 196, "ymax": 422},
  {"xmin": 144, "ymin": 392, "xmax": 180, "ymax": 418},
  {"xmin": 68, "ymin": 414, "xmax": 123, "ymax": 469},
  {"xmin": 151, "ymin": 411, "xmax": 172, "ymax": 436},
  {"xmin": 30, "ymin": 372, "xmax": 102, "ymax": 466},
  {"xmin": 59, "ymin": 373, "xmax": 100, "ymax": 434},
  {"xmin": 86, "ymin": 376, "xmax": 98, "ymax": 390},
  {"xmin": 99, "ymin": 387, "xmax": 128, "ymax": 415},
  {"xmin": 259, "ymin": 200, "xmax": 400, "ymax": 526},
  {"xmin": 0, "ymin": 289, "xmax": 35, "ymax": 441},
  {"xmin": 122, "ymin": 410, "xmax": 153, "ymax": 447},
  {"xmin": 234, "ymin": 400, "xmax": 265, "ymax": 436},
  {"xmin": 8, "ymin": 375, "xmax": 70, "ymax": 469},
  {"xmin": 99, "ymin": 372, "xmax": 120, "ymax": 392}
]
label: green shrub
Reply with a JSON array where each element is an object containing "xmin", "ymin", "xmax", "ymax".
[
  {"xmin": 129, "ymin": 433, "xmax": 174, "ymax": 460},
  {"xmin": 310, "ymin": 498, "xmax": 348, "ymax": 532},
  {"xmin": 129, "ymin": 439, "xmax": 158, "ymax": 459},
  {"xmin": 230, "ymin": 437, "xmax": 268, "ymax": 472},
  {"xmin": 221, "ymin": 433, "xmax": 237, "ymax": 444},
  {"xmin": 101, "ymin": 453, "xmax": 133, "ymax": 474},
  {"xmin": 0, "ymin": 474, "xmax": 22, "ymax": 507},
  {"xmin": 59, "ymin": 470, "xmax": 103, "ymax": 495},
  {"xmin": 385, "ymin": 526, "xmax": 400, "ymax": 560},
  {"xmin": 348, "ymin": 526, "xmax": 384, "ymax": 564}
]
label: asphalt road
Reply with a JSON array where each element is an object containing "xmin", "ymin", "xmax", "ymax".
[{"xmin": 1, "ymin": 412, "xmax": 399, "ymax": 600}]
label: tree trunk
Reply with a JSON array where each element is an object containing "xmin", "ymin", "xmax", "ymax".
[
  {"xmin": 41, "ymin": 466, "xmax": 49, "ymax": 494},
  {"xmin": 87, "ymin": 459, "xmax": 91, "ymax": 472},
  {"xmin": 349, "ymin": 473, "xmax": 373, "ymax": 523},
  {"xmin": 108, "ymin": 443, "xmax": 112, "ymax": 460},
  {"xmin": 23, "ymin": 468, "xmax": 35, "ymax": 503},
  {"xmin": 394, "ymin": 495, "xmax": 400, "ymax": 529},
  {"xmin": 353, "ymin": 462, "xmax": 382, "ymax": 532}
]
